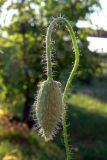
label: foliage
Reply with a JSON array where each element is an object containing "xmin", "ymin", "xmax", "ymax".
[
  {"xmin": 0, "ymin": 0, "xmax": 101, "ymax": 119},
  {"xmin": 0, "ymin": 125, "xmax": 65, "ymax": 160}
]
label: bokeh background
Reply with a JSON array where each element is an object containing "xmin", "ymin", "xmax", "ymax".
[{"xmin": 0, "ymin": 0, "xmax": 107, "ymax": 160}]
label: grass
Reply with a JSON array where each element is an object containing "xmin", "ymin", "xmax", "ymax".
[
  {"xmin": 0, "ymin": 79, "xmax": 107, "ymax": 160},
  {"xmin": 71, "ymin": 93, "xmax": 107, "ymax": 117},
  {"xmin": 67, "ymin": 79, "xmax": 107, "ymax": 160}
]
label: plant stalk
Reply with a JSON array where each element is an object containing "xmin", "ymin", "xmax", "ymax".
[{"xmin": 46, "ymin": 17, "xmax": 79, "ymax": 160}]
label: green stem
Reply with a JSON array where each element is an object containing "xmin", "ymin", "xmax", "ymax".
[{"xmin": 46, "ymin": 17, "xmax": 79, "ymax": 160}]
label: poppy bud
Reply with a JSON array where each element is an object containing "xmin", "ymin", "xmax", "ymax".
[{"xmin": 34, "ymin": 80, "xmax": 62, "ymax": 141}]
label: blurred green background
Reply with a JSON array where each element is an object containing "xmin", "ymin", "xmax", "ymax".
[{"xmin": 0, "ymin": 0, "xmax": 107, "ymax": 160}]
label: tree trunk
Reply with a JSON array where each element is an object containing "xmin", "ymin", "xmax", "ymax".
[{"xmin": 23, "ymin": 86, "xmax": 30, "ymax": 122}]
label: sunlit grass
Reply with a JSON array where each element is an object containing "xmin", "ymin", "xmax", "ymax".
[{"xmin": 69, "ymin": 93, "xmax": 107, "ymax": 117}]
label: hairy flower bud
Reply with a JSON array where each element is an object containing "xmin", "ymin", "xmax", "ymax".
[{"xmin": 34, "ymin": 80, "xmax": 62, "ymax": 141}]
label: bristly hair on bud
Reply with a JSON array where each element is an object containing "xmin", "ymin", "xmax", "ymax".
[
  {"xmin": 33, "ymin": 80, "xmax": 62, "ymax": 141},
  {"xmin": 32, "ymin": 16, "xmax": 79, "ymax": 160}
]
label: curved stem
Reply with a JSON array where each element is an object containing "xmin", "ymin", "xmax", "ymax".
[{"xmin": 46, "ymin": 17, "xmax": 79, "ymax": 160}]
